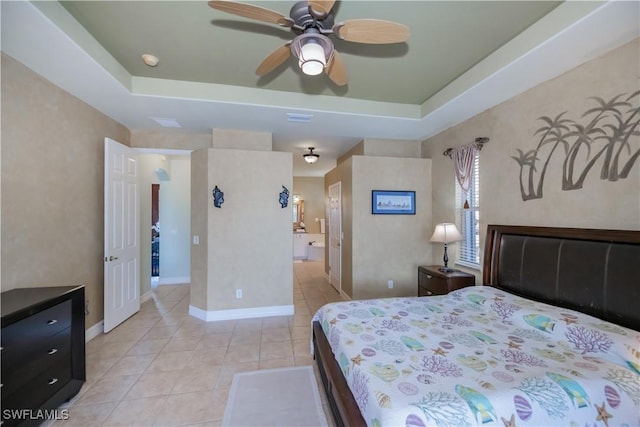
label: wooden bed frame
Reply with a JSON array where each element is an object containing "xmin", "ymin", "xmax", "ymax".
[{"xmin": 312, "ymin": 224, "xmax": 640, "ymax": 427}]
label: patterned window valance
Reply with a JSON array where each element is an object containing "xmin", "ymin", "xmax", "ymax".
[{"xmin": 444, "ymin": 137, "xmax": 488, "ymax": 208}]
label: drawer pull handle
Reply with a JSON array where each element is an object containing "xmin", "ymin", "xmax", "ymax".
[
  {"xmin": 48, "ymin": 348, "xmax": 58, "ymax": 355},
  {"xmin": 48, "ymin": 378, "xmax": 58, "ymax": 385},
  {"xmin": 426, "ymin": 275, "xmax": 433, "ymax": 279},
  {"xmin": 47, "ymin": 319, "xmax": 58, "ymax": 325}
]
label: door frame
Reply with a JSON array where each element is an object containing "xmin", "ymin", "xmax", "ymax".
[{"xmin": 328, "ymin": 181, "xmax": 342, "ymax": 295}]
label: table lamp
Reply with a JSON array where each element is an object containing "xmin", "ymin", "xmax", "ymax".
[{"xmin": 430, "ymin": 223, "xmax": 463, "ymax": 273}]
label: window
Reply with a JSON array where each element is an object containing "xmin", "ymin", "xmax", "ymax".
[{"xmin": 455, "ymin": 154, "xmax": 480, "ymax": 267}]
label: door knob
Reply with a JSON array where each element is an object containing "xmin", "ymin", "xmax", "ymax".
[{"xmin": 109, "ymin": 256, "xmax": 119, "ymax": 261}]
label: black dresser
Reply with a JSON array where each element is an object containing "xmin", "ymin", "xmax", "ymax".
[{"xmin": 1, "ymin": 286, "xmax": 85, "ymax": 427}]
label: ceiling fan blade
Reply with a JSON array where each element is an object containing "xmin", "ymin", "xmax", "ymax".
[
  {"xmin": 326, "ymin": 50, "xmax": 347, "ymax": 86},
  {"xmin": 208, "ymin": 0, "xmax": 291, "ymax": 27},
  {"xmin": 334, "ymin": 19, "xmax": 409, "ymax": 44},
  {"xmin": 256, "ymin": 44, "xmax": 291, "ymax": 76},
  {"xmin": 308, "ymin": 0, "xmax": 335, "ymax": 18}
]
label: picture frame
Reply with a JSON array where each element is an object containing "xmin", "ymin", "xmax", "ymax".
[{"xmin": 372, "ymin": 190, "xmax": 416, "ymax": 215}]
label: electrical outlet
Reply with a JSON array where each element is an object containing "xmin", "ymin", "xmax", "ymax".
[
  {"xmin": 236, "ymin": 289, "xmax": 243, "ymax": 299},
  {"xmin": 84, "ymin": 300, "xmax": 90, "ymax": 315},
  {"xmin": 388, "ymin": 280, "xmax": 394, "ymax": 289},
  {"xmin": 193, "ymin": 235, "xmax": 199, "ymax": 245}
]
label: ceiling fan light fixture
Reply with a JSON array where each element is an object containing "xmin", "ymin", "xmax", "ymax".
[
  {"xmin": 303, "ymin": 147, "xmax": 320, "ymax": 164},
  {"xmin": 291, "ymin": 33, "xmax": 334, "ymax": 76},
  {"xmin": 299, "ymin": 42, "xmax": 326, "ymax": 76}
]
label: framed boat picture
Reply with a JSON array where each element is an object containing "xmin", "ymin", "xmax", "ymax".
[{"xmin": 372, "ymin": 190, "xmax": 416, "ymax": 215}]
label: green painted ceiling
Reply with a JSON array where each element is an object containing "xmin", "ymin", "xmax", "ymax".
[{"xmin": 58, "ymin": 1, "xmax": 561, "ymax": 105}]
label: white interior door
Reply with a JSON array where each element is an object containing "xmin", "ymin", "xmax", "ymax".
[
  {"xmin": 328, "ymin": 182, "xmax": 342, "ymax": 293},
  {"xmin": 104, "ymin": 138, "xmax": 140, "ymax": 332}
]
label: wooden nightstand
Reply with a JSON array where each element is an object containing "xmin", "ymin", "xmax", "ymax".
[{"xmin": 418, "ymin": 265, "xmax": 475, "ymax": 296}]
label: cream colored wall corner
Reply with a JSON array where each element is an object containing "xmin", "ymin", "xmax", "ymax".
[
  {"xmin": 190, "ymin": 150, "xmax": 209, "ymax": 311},
  {"xmin": 351, "ymin": 156, "xmax": 431, "ymax": 300},
  {"xmin": 190, "ymin": 148, "xmax": 293, "ymax": 317},
  {"xmin": 1, "ymin": 53, "xmax": 130, "ymax": 329},
  {"xmin": 423, "ymin": 38, "xmax": 640, "ymax": 282}
]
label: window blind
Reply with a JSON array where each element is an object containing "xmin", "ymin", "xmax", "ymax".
[{"xmin": 456, "ymin": 154, "xmax": 480, "ymax": 267}]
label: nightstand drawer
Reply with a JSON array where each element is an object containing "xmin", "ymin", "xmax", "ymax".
[{"xmin": 418, "ymin": 265, "xmax": 475, "ymax": 296}]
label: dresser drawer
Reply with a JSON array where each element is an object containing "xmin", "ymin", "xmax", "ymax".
[
  {"xmin": 1, "ymin": 300, "xmax": 71, "ymax": 350},
  {"xmin": 2, "ymin": 328, "xmax": 72, "ymax": 396},
  {"xmin": 1, "ymin": 360, "xmax": 72, "ymax": 413}
]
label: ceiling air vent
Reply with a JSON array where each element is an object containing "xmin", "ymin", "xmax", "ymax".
[
  {"xmin": 286, "ymin": 113, "xmax": 313, "ymax": 123},
  {"xmin": 150, "ymin": 117, "xmax": 182, "ymax": 128}
]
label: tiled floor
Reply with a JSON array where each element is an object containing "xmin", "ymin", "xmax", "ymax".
[{"xmin": 55, "ymin": 260, "xmax": 344, "ymax": 427}]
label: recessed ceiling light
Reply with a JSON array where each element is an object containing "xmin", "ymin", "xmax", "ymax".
[{"xmin": 141, "ymin": 54, "xmax": 159, "ymax": 67}]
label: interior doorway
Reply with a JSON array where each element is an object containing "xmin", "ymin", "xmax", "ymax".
[{"xmin": 151, "ymin": 183, "xmax": 160, "ymax": 278}]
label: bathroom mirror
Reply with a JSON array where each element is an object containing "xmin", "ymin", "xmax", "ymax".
[{"xmin": 293, "ymin": 200, "xmax": 304, "ymax": 229}]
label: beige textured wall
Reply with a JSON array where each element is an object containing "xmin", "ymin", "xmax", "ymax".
[
  {"xmin": 325, "ymin": 155, "xmax": 430, "ymax": 299},
  {"xmin": 293, "ymin": 177, "xmax": 324, "ymax": 234},
  {"xmin": 1, "ymin": 54, "xmax": 130, "ymax": 328},
  {"xmin": 131, "ymin": 129, "xmax": 211, "ymax": 151},
  {"xmin": 189, "ymin": 148, "xmax": 293, "ymax": 312},
  {"xmin": 190, "ymin": 150, "xmax": 209, "ymax": 311},
  {"xmin": 361, "ymin": 139, "xmax": 422, "ymax": 158},
  {"xmin": 352, "ymin": 156, "xmax": 431, "ymax": 299},
  {"xmin": 423, "ymin": 38, "xmax": 640, "ymax": 281},
  {"xmin": 211, "ymin": 129, "xmax": 272, "ymax": 151}
]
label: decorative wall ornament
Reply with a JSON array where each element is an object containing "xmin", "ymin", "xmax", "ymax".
[
  {"xmin": 212, "ymin": 185, "xmax": 224, "ymax": 208},
  {"xmin": 512, "ymin": 91, "xmax": 640, "ymax": 201},
  {"xmin": 444, "ymin": 137, "xmax": 488, "ymax": 208},
  {"xmin": 279, "ymin": 186, "xmax": 290, "ymax": 208}
]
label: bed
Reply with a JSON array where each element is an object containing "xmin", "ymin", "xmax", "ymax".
[{"xmin": 312, "ymin": 225, "xmax": 640, "ymax": 426}]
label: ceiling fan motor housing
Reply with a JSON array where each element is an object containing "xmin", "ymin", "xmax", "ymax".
[{"xmin": 289, "ymin": 1, "xmax": 335, "ymax": 34}]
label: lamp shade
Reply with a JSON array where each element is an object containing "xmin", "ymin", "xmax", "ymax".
[{"xmin": 430, "ymin": 223, "xmax": 462, "ymax": 243}]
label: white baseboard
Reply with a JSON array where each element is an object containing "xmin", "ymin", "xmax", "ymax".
[
  {"xmin": 189, "ymin": 304, "xmax": 294, "ymax": 322},
  {"xmin": 85, "ymin": 321, "xmax": 104, "ymax": 342},
  {"xmin": 141, "ymin": 290, "xmax": 153, "ymax": 303},
  {"xmin": 158, "ymin": 276, "xmax": 190, "ymax": 285}
]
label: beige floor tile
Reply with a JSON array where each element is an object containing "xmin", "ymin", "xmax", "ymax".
[
  {"xmin": 229, "ymin": 330, "xmax": 261, "ymax": 347},
  {"xmin": 216, "ymin": 362, "xmax": 259, "ymax": 388},
  {"xmin": 188, "ymin": 348, "xmax": 227, "ymax": 369},
  {"xmin": 260, "ymin": 340, "xmax": 294, "ymax": 361},
  {"xmin": 293, "ymin": 338, "xmax": 313, "ymax": 357},
  {"xmin": 103, "ymin": 396, "xmax": 166, "ymax": 426},
  {"xmin": 291, "ymin": 325, "xmax": 312, "ymax": 340},
  {"xmin": 202, "ymin": 320, "xmax": 236, "ymax": 335},
  {"xmin": 258, "ymin": 356, "xmax": 295, "ymax": 370},
  {"xmin": 196, "ymin": 332, "xmax": 232, "ymax": 350},
  {"xmin": 90, "ymin": 340, "xmax": 138, "ymax": 360},
  {"xmin": 233, "ymin": 318, "xmax": 263, "ymax": 333},
  {"xmin": 105, "ymin": 354, "xmax": 155, "ymax": 376},
  {"xmin": 224, "ymin": 343, "xmax": 260, "ymax": 363},
  {"xmin": 261, "ymin": 316, "xmax": 291, "ymax": 329},
  {"xmin": 260, "ymin": 327, "xmax": 291, "ymax": 343},
  {"xmin": 141, "ymin": 324, "xmax": 180, "ymax": 340},
  {"xmin": 75, "ymin": 374, "xmax": 139, "ymax": 405},
  {"xmin": 152, "ymin": 390, "xmax": 221, "ymax": 426},
  {"xmin": 126, "ymin": 370, "xmax": 182, "ymax": 399},
  {"xmin": 170, "ymin": 366, "xmax": 221, "ymax": 394},
  {"xmin": 146, "ymin": 350, "xmax": 195, "ymax": 372},
  {"xmin": 162, "ymin": 335, "xmax": 202, "ymax": 352},
  {"xmin": 126, "ymin": 338, "xmax": 170, "ymax": 356},
  {"xmin": 53, "ymin": 401, "xmax": 116, "ymax": 427},
  {"xmin": 103, "ymin": 325, "xmax": 152, "ymax": 343},
  {"xmin": 86, "ymin": 357, "xmax": 119, "ymax": 382}
]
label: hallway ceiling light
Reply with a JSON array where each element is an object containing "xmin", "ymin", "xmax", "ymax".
[{"xmin": 303, "ymin": 147, "xmax": 319, "ymax": 164}]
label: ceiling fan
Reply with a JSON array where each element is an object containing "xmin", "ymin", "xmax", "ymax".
[{"xmin": 208, "ymin": 0, "xmax": 409, "ymax": 86}]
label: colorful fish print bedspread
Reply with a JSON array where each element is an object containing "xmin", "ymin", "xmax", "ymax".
[{"xmin": 312, "ymin": 286, "xmax": 640, "ymax": 427}]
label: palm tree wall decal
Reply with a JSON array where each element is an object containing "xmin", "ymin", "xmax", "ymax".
[{"xmin": 512, "ymin": 91, "xmax": 639, "ymax": 201}]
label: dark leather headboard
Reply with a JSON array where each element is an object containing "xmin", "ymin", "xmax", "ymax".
[{"xmin": 483, "ymin": 225, "xmax": 640, "ymax": 331}]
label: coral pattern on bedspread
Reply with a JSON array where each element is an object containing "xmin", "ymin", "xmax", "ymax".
[{"xmin": 312, "ymin": 286, "xmax": 640, "ymax": 427}]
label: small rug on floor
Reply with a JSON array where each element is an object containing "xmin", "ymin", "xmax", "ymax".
[{"xmin": 223, "ymin": 366, "xmax": 328, "ymax": 427}]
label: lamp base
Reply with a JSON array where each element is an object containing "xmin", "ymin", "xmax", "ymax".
[{"xmin": 438, "ymin": 266, "xmax": 456, "ymax": 273}]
